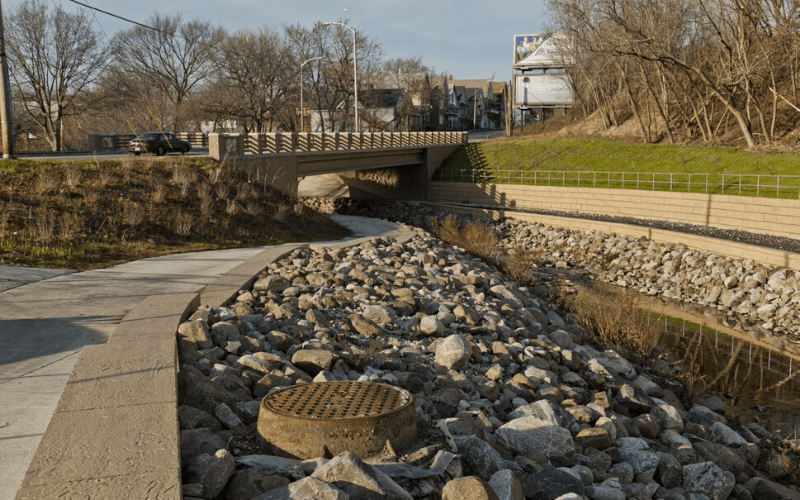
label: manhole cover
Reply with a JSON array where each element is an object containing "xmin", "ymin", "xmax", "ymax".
[{"xmin": 257, "ymin": 381, "xmax": 417, "ymax": 459}]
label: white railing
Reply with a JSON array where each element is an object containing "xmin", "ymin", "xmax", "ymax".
[{"xmin": 432, "ymin": 169, "xmax": 800, "ymax": 199}]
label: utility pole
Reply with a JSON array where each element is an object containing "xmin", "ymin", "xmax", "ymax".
[{"xmin": 0, "ymin": 0, "xmax": 13, "ymax": 158}]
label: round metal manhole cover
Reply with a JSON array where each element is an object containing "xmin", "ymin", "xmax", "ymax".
[{"xmin": 257, "ymin": 381, "xmax": 417, "ymax": 459}]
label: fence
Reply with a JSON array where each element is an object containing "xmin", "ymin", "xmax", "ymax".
[
  {"xmin": 210, "ymin": 131, "xmax": 468, "ymax": 160},
  {"xmin": 87, "ymin": 132, "xmax": 209, "ymax": 151},
  {"xmin": 431, "ymin": 168, "xmax": 800, "ymax": 199},
  {"xmin": 244, "ymin": 131, "xmax": 466, "ymax": 155}
]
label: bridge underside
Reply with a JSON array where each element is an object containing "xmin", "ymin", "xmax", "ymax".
[{"xmin": 233, "ymin": 145, "xmax": 461, "ymax": 200}]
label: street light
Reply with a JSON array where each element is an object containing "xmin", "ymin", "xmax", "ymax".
[
  {"xmin": 300, "ymin": 56, "xmax": 321, "ymax": 133},
  {"xmin": 322, "ymin": 21, "xmax": 358, "ymax": 132}
]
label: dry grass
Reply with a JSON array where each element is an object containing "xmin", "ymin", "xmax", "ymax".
[
  {"xmin": 555, "ymin": 281, "xmax": 661, "ymax": 359},
  {"xmin": 215, "ymin": 184, "xmax": 229, "ymax": 201},
  {"xmin": 36, "ymin": 172, "xmax": 58, "ymax": 195},
  {"xmin": 428, "ymin": 214, "xmax": 498, "ymax": 260},
  {"xmin": 197, "ymin": 182, "xmax": 212, "ymax": 201},
  {"xmin": 174, "ymin": 211, "xmax": 194, "ymax": 237},
  {"xmin": 226, "ymin": 199, "xmax": 242, "ymax": 216},
  {"xmin": 96, "ymin": 167, "xmax": 113, "ymax": 187},
  {"xmin": 200, "ymin": 196, "xmax": 215, "ymax": 218},
  {"xmin": 0, "ymin": 157, "xmax": 350, "ymax": 270},
  {"xmin": 33, "ymin": 208, "xmax": 56, "ymax": 243},
  {"xmin": 64, "ymin": 166, "xmax": 82, "ymax": 188},
  {"xmin": 58, "ymin": 212, "xmax": 84, "ymax": 241},
  {"xmin": 150, "ymin": 180, "xmax": 166, "ymax": 203},
  {"xmin": 245, "ymin": 201, "xmax": 261, "ymax": 216},
  {"xmin": 122, "ymin": 201, "xmax": 146, "ymax": 226},
  {"xmin": 274, "ymin": 203, "xmax": 291, "ymax": 222}
]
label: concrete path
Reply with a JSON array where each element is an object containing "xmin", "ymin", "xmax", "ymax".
[{"xmin": 0, "ymin": 214, "xmax": 411, "ymax": 500}]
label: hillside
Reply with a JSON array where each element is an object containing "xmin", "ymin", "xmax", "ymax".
[{"xmin": 0, "ymin": 157, "xmax": 349, "ymax": 270}]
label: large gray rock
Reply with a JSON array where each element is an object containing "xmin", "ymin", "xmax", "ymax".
[
  {"xmin": 253, "ymin": 477, "xmax": 350, "ymax": 500},
  {"xmin": 254, "ymin": 275, "xmax": 290, "ymax": 292},
  {"xmin": 291, "ymin": 349, "xmax": 335, "ymax": 376},
  {"xmin": 420, "ymin": 315, "xmax": 445, "ymax": 335},
  {"xmin": 362, "ymin": 305, "xmax": 397, "ymax": 325},
  {"xmin": 488, "ymin": 469, "xmax": 524, "ymax": 500},
  {"xmin": 179, "ymin": 405, "xmax": 222, "ymax": 431},
  {"xmin": 682, "ymin": 461, "xmax": 736, "ymax": 500},
  {"xmin": 180, "ymin": 427, "xmax": 227, "ymax": 465},
  {"xmin": 348, "ymin": 314, "xmax": 384, "ymax": 338},
  {"xmin": 224, "ymin": 468, "xmax": 291, "ymax": 500},
  {"xmin": 179, "ymin": 319, "xmax": 213, "ymax": 350},
  {"xmin": 495, "ymin": 415, "xmax": 575, "ymax": 466},
  {"xmin": 529, "ymin": 469, "xmax": 586, "ymax": 499},
  {"xmin": 453, "ymin": 435, "xmax": 507, "ymax": 480},
  {"xmin": 442, "ymin": 476, "xmax": 500, "ymax": 500},
  {"xmin": 508, "ymin": 399, "xmax": 577, "ymax": 429},
  {"xmin": 185, "ymin": 448, "xmax": 235, "ymax": 500},
  {"xmin": 311, "ymin": 451, "xmax": 412, "ymax": 500},
  {"xmin": 179, "ymin": 365, "xmax": 248, "ymax": 415},
  {"xmin": 651, "ymin": 401, "xmax": 684, "ymax": 432},
  {"xmin": 709, "ymin": 422, "xmax": 748, "ymax": 446},
  {"xmin": 435, "ymin": 335, "xmax": 472, "ymax": 371}
]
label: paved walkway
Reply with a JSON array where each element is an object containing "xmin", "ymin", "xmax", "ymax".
[{"xmin": 0, "ymin": 215, "xmax": 411, "ymax": 500}]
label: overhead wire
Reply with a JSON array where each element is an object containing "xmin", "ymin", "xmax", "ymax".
[
  {"xmin": 74, "ymin": 0, "xmax": 110, "ymax": 40},
  {"xmin": 64, "ymin": 0, "xmax": 172, "ymax": 35}
]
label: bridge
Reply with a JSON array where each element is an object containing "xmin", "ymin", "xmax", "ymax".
[{"xmin": 208, "ymin": 131, "xmax": 468, "ymax": 199}]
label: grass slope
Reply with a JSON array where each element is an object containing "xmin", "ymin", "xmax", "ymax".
[
  {"xmin": 438, "ymin": 137, "xmax": 800, "ymax": 198},
  {"xmin": 0, "ymin": 156, "xmax": 349, "ymax": 270}
]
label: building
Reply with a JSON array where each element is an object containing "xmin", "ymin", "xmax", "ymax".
[{"xmin": 512, "ymin": 32, "xmax": 574, "ymax": 125}]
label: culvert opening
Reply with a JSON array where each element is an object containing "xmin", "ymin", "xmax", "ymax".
[{"xmin": 257, "ymin": 381, "xmax": 417, "ymax": 459}]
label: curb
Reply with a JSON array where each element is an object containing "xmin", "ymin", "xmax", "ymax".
[{"xmin": 15, "ymin": 226, "xmax": 416, "ymax": 499}]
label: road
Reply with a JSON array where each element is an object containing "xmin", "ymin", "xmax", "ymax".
[
  {"xmin": 13, "ymin": 148, "xmax": 210, "ymax": 162},
  {"xmin": 468, "ymin": 129, "xmax": 506, "ymax": 142}
]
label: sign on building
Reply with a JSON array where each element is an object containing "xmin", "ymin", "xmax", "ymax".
[
  {"xmin": 514, "ymin": 33, "xmax": 573, "ymax": 68},
  {"xmin": 514, "ymin": 34, "xmax": 547, "ymax": 65},
  {"xmin": 515, "ymin": 73, "xmax": 573, "ymax": 107}
]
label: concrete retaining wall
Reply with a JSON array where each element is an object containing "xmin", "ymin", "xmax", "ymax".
[{"xmin": 427, "ymin": 182, "xmax": 800, "ymax": 240}]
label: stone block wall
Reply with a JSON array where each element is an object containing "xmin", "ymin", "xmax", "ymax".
[{"xmin": 427, "ymin": 182, "xmax": 800, "ymax": 240}]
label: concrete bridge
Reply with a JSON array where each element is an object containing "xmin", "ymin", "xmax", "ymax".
[{"xmin": 208, "ymin": 131, "xmax": 467, "ymax": 199}]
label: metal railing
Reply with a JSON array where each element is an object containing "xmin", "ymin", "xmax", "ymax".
[
  {"xmin": 88, "ymin": 132, "xmax": 209, "ymax": 150},
  {"xmin": 241, "ymin": 131, "xmax": 467, "ymax": 155},
  {"xmin": 431, "ymin": 168, "xmax": 800, "ymax": 199}
]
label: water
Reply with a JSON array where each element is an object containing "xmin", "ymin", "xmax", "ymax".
[{"xmin": 657, "ymin": 317, "xmax": 800, "ymax": 439}]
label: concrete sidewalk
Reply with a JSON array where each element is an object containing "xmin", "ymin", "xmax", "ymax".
[{"xmin": 0, "ymin": 215, "xmax": 412, "ymax": 500}]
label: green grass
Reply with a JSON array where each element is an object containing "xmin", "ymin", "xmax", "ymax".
[{"xmin": 436, "ymin": 138, "xmax": 800, "ymax": 198}]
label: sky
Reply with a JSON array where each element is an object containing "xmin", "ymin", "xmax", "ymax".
[{"xmin": 7, "ymin": 0, "xmax": 552, "ymax": 81}]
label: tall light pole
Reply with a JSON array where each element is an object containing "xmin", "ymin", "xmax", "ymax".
[
  {"xmin": 322, "ymin": 21, "xmax": 358, "ymax": 132},
  {"xmin": 300, "ymin": 56, "xmax": 321, "ymax": 133},
  {"xmin": 0, "ymin": 0, "xmax": 14, "ymax": 158}
]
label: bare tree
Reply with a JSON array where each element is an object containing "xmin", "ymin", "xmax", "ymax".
[
  {"xmin": 5, "ymin": 0, "xmax": 107, "ymax": 151},
  {"xmin": 110, "ymin": 13, "xmax": 223, "ymax": 131},
  {"xmin": 212, "ymin": 28, "xmax": 294, "ymax": 132},
  {"xmin": 285, "ymin": 21, "xmax": 382, "ymax": 132},
  {"xmin": 548, "ymin": 0, "xmax": 800, "ymax": 146}
]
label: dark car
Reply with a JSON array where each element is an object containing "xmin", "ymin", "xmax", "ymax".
[{"xmin": 128, "ymin": 132, "xmax": 191, "ymax": 156}]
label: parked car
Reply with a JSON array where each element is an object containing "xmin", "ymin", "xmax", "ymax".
[{"xmin": 128, "ymin": 132, "xmax": 191, "ymax": 155}]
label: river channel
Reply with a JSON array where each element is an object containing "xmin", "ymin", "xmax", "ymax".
[{"xmin": 636, "ymin": 295, "xmax": 800, "ymax": 439}]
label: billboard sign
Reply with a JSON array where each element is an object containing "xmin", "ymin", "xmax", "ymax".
[
  {"xmin": 514, "ymin": 34, "xmax": 546, "ymax": 65},
  {"xmin": 515, "ymin": 74, "xmax": 573, "ymax": 107},
  {"xmin": 514, "ymin": 33, "xmax": 573, "ymax": 68}
]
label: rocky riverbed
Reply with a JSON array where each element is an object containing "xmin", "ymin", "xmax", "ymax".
[
  {"xmin": 176, "ymin": 219, "xmax": 800, "ymax": 500},
  {"xmin": 314, "ymin": 200, "xmax": 800, "ymax": 358}
]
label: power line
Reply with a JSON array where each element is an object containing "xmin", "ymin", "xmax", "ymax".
[
  {"xmin": 64, "ymin": 0, "xmax": 171, "ymax": 35},
  {"xmin": 74, "ymin": 1, "xmax": 110, "ymax": 40}
]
